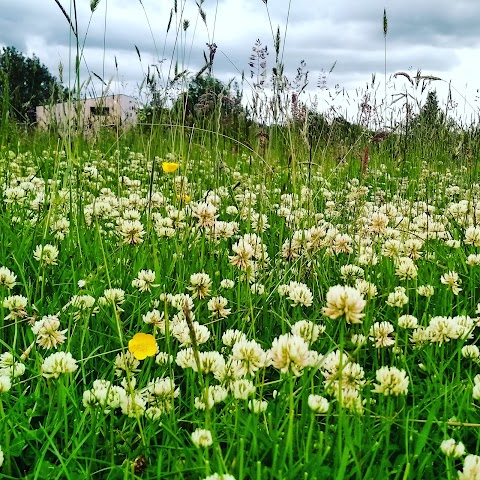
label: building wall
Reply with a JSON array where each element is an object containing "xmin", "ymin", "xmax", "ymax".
[{"xmin": 36, "ymin": 95, "xmax": 138, "ymax": 130}]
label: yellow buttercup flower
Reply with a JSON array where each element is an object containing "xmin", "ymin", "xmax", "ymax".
[
  {"xmin": 162, "ymin": 162, "xmax": 180, "ymax": 173},
  {"xmin": 128, "ymin": 333, "xmax": 157, "ymax": 360}
]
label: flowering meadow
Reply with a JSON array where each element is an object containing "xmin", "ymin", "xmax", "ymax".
[{"xmin": 1, "ymin": 143, "xmax": 480, "ymax": 479}]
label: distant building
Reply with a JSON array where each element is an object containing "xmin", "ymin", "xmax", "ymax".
[{"xmin": 36, "ymin": 94, "xmax": 138, "ymax": 131}]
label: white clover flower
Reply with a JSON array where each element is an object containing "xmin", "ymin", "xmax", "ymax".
[
  {"xmin": 462, "ymin": 345, "xmax": 480, "ymax": 360},
  {"xmin": 248, "ymin": 399, "xmax": 268, "ymax": 413},
  {"xmin": 386, "ymin": 287, "xmax": 409, "ymax": 308},
  {"xmin": 0, "ymin": 375, "xmax": 12, "ymax": 394},
  {"xmin": 269, "ymin": 334, "xmax": 311, "ymax": 376},
  {"xmin": 132, "ymin": 269, "xmax": 157, "ymax": 292},
  {"xmin": 307, "ymin": 394, "xmax": 329, "ymax": 413},
  {"xmin": 287, "ymin": 282, "xmax": 313, "ymax": 307},
  {"xmin": 440, "ymin": 271, "xmax": 462, "ymax": 295},
  {"xmin": 231, "ymin": 379, "xmax": 256, "ymax": 400},
  {"xmin": 395, "ymin": 256, "xmax": 418, "ymax": 280},
  {"xmin": 171, "ymin": 320, "xmax": 210, "ymax": 347},
  {"xmin": 207, "ymin": 296, "xmax": 231, "ymax": 319},
  {"xmin": 220, "ymin": 278, "xmax": 235, "ymax": 289},
  {"xmin": 0, "ymin": 266, "xmax": 16, "ymax": 290},
  {"xmin": 398, "ymin": 315, "xmax": 418, "ymax": 329},
  {"xmin": 117, "ymin": 219, "xmax": 145, "ymax": 245},
  {"xmin": 188, "ymin": 272, "xmax": 212, "ymax": 299},
  {"xmin": 440, "ymin": 438, "xmax": 466, "ymax": 458},
  {"xmin": 354, "ymin": 279, "xmax": 378, "ymax": 298},
  {"xmin": 464, "ymin": 226, "xmax": 480, "ymax": 246},
  {"xmin": 0, "ymin": 444, "xmax": 3, "ymax": 468},
  {"xmin": 291, "ymin": 320, "xmax": 321, "ymax": 344},
  {"xmin": 33, "ymin": 244, "xmax": 59, "ymax": 266},
  {"xmin": 458, "ymin": 454, "xmax": 480, "ymax": 480},
  {"xmin": 417, "ymin": 285, "xmax": 434, "ymax": 297},
  {"xmin": 31, "ymin": 314, "xmax": 67, "ymax": 349},
  {"xmin": 202, "ymin": 474, "xmax": 236, "ymax": 480},
  {"xmin": 369, "ymin": 321, "xmax": 395, "ymax": 348},
  {"xmin": 373, "ymin": 366, "xmax": 409, "ymax": 396},
  {"xmin": 222, "ymin": 329, "xmax": 248, "ymax": 347},
  {"xmin": 323, "ymin": 285, "xmax": 366, "ymax": 324},
  {"xmin": 0, "ymin": 352, "xmax": 25, "ymax": 379},
  {"xmin": 191, "ymin": 428, "xmax": 213, "ymax": 448},
  {"xmin": 41, "ymin": 351, "xmax": 78, "ymax": 379},
  {"xmin": 232, "ymin": 339, "xmax": 268, "ymax": 376}
]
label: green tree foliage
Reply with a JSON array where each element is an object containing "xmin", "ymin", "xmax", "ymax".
[
  {"xmin": 0, "ymin": 46, "xmax": 67, "ymax": 124},
  {"xmin": 176, "ymin": 75, "xmax": 245, "ymax": 125}
]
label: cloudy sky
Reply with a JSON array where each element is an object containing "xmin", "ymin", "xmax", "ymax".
[{"xmin": 1, "ymin": 0, "xmax": 480, "ymax": 123}]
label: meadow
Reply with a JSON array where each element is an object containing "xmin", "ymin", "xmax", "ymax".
[
  {"xmin": 2, "ymin": 2, "xmax": 480, "ymax": 479},
  {"xmin": 0, "ymin": 120, "xmax": 480, "ymax": 480}
]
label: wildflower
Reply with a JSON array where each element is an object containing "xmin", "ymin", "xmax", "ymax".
[
  {"xmin": 132, "ymin": 269, "xmax": 157, "ymax": 292},
  {"xmin": 350, "ymin": 333, "xmax": 367, "ymax": 347},
  {"xmin": 441, "ymin": 438, "xmax": 466, "ymax": 458},
  {"xmin": 269, "ymin": 334, "xmax": 311, "ymax": 376},
  {"xmin": 231, "ymin": 379, "xmax": 256, "ymax": 399},
  {"xmin": 191, "ymin": 428, "xmax": 213, "ymax": 448},
  {"xmin": 250, "ymin": 283, "xmax": 265, "ymax": 295},
  {"xmin": 202, "ymin": 474, "xmax": 236, "ymax": 480},
  {"xmin": 458, "ymin": 455, "xmax": 480, "ymax": 480},
  {"xmin": 41, "ymin": 351, "xmax": 78, "ymax": 379},
  {"xmin": 462, "ymin": 345, "xmax": 480, "ymax": 360},
  {"xmin": 117, "ymin": 219, "xmax": 145, "ymax": 245},
  {"xmin": 417, "ymin": 284, "xmax": 434, "ymax": 297},
  {"xmin": 172, "ymin": 320, "xmax": 210, "ymax": 347},
  {"xmin": 395, "ymin": 256, "xmax": 418, "ymax": 280},
  {"xmin": 0, "ymin": 266, "xmax": 16, "ymax": 289},
  {"xmin": 232, "ymin": 339, "xmax": 268, "ymax": 376},
  {"xmin": 322, "ymin": 285, "xmax": 366, "ymax": 324},
  {"xmin": 162, "ymin": 161, "xmax": 179, "ymax": 173},
  {"xmin": 373, "ymin": 366, "xmax": 409, "ymax": 396},
  {"xmin": 386, "ymin": 287, "xmax": 409, "ymax": 308},
  {"xmin": 0, "ymin": 445, "xmax": 3, "ymax": 467},
  {"xmin": 287, "ymin": 282, "xmax": 313, "ymax": 307},
  {"xmin": 467, "ymin": 254, "xmax": 480, "ymax": 266},
  {"xmin": 291, "ymin": 320, "xmax": 322, "ymax": 344},
  {"xmin": 33, "ymin": 244, "xmax": 59, "ymax": 266},
  {"xmin": 31, "ymin": 314, "xmax": 67, "ymax": 349},
  {"xmin": 0, "ymin": 376, "xmax": 11, "ymax": 393},
  {"xmin": 220, "ymin": 278, "xmax": 235, "ymax": 289},
  {"xmin": 354, "ymin": 279, "xmax": 378, "ymax": 298},
  {"xmin": 427, "ymin": 316, "xmax": 461, "ymax": 344},
  {"xmin": 120, "ymin": 393, "xmax": 146, "ymax": 417},
  {"xmin": 369, "ymin": 321, "xmax": 395, "ymax": 348},
  {"xmin": 248, "ymin": 398, "xmax": 268, "ymax": 413},
  {"xmin": 398, "ymin": 315, "xmax": 418, "ymax": 329},
  {"xmin": 188, "ymin": 272, "xmax": 212, "ymax": 299},
  {"xmin": 207, "ymin": 296, "xmax": 231, "ymax": 318},
  {"xmin": 229, "ymin": 239, "xmax": 254, "ymax": 271},
  {"xmin": 191, "ymin": 202, "xmax": 217, "ymax": 228},
  {"xmin": 3, "ymin": 295, "xmax": 28, "ymax": 320},
  {"xmin": 0, "ymin": 352, "xmax": 25, "ymax": 379},
  {"xmin": 128, "ymin": 333, "xmax": 158, "ymax": 360},
  {"xmin": 100, "ymin": 288, "xmax": 125, "ymax": 309},
  {"xmin": 142, "ymin": 309, "xmax": 165, "ymax": 332},
  {"xmin": 340, "ymin": 265, "xmax": 364, "ymax": 283},
  {"xmin": 222, "ymin": 329, "xmax": 247, "ymax": 347},
  {"xmin": 440, "ymin": 271, "xmax": 462, "ymax": 295},
  {"xmin": 115, "ymin": 351, "xmax": 141, "ymax": 377},
  {"xmin": 464, "ymin": 226, "xmax": 480, "ymax": 246},
  {"xmin": 307, "ymin": 394, "xmax": 329, "ymax": 413}
]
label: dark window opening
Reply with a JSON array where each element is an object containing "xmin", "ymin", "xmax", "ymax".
[{"xmin": 90, "ymin": 106, "xmax": 110, "ymax": 115}]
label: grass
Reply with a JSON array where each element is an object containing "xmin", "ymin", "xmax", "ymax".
[{"xmin": 2, "ymin": 2, "xmax": 480, "ymax": 479}]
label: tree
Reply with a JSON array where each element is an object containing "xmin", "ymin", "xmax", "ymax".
[
  {"xmin": 174, "ymin": 75, "xmax": 245, "ymax": 125},
  {"xmin": 0, "ymin": 46, "xmax": 67, "ymax": 124}
]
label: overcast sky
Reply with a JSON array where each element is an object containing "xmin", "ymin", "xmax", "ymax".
[{"xmin": 1, "ymin": 0, "xmax": 480, "ymax": 124}]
